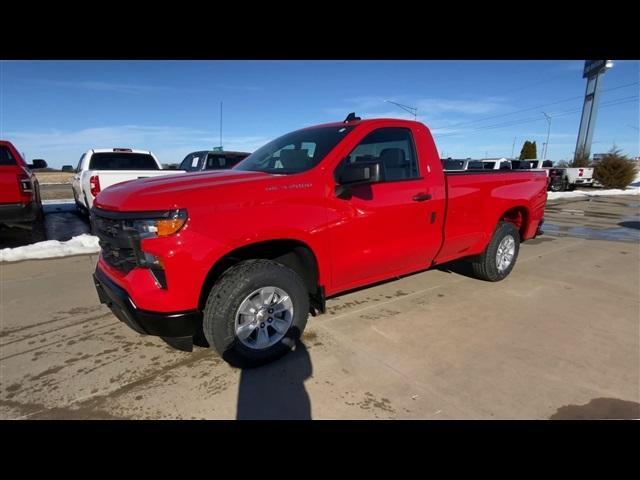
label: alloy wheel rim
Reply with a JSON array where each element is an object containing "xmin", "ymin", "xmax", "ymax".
[
  {"xmin": 234, "ymin": 286, "xmax": 294, "ymax": 350},
  {"xmin": 496, "ymin": 235, "xmax": 516, "ymax": 272}
]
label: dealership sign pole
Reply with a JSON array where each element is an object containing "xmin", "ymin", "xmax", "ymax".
[{"xmin": 574, "ymin": 60, "xmax": 614, "ymax": 160}]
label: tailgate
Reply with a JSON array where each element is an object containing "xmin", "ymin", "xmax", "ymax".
[
  {"xmin": 95, "ymin": 170, "xmax": 180, "ymax": 191},
  {"xmin": 0, "ymin": 166, "xmax": 22, "ymax": 204}
]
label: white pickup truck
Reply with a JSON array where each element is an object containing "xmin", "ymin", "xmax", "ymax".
[
  {"xmin": 548, "ymin": 167, "xmax": 595, "ymax": 191},
  {"xmin": 72, "ymin": 148, "xmax": 183, "ymax": 214}
]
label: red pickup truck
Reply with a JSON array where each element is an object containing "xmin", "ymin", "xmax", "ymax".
[
  {"xmin": 0, "ymin": 140, "xmax": 47, "ymax": 243},
  {"xmin": 92, "ymin": 116, "xmax": 547, "ymax": 366}
]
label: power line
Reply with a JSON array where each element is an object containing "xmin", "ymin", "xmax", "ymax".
[
  {"xmin": 435, "ymin": 96, "xmax": 638, "ymax": 137},
  {"xmin": 429, "ymin": 81, "xmax": 639, "ymax": 131}
]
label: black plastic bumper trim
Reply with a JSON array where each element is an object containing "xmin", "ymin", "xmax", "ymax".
[
  {"xmin": 93, "ymin": 267, "xmax": 201, "ymax": 338},
  {"xmin": 0, "ymin": 201, "xmax": 39, "ymax": 223}
]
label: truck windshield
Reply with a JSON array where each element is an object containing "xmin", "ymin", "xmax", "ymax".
[
  {"xmin": 234, "ymin": 125, "xmax": 354, "ymax": 174},
  {"xmin": 89, "ymin": 153, "xmax": 159, "ymax": 170}
]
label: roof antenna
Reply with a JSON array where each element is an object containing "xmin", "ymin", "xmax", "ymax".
[{"xmin": 344, "ymin": 112, "xmax": 361, "ymax": 123}]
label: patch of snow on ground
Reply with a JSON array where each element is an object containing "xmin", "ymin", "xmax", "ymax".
[
  {"xmin": 42, "ymin": 199, "xmax": 75, "ymax": 205},
  {"xmin": 547, "ymin": 185, "xmax": 640, "ymax": 200},
  {"xmin": 0, "ymin": 234, "xmax": 100, "ymax": 263}
]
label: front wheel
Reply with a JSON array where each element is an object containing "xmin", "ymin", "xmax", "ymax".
[
  {"xmin": 202, "ymin": 259, "xmax": 309, "ymax": 367},
  {"xmin": 470, "ymin": 221, "xmax": 520, "ymax": 282}
]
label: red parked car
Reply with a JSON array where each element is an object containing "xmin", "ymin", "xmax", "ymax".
[
  {"xmin": 0, "ymin": 140, "xmax": 47, "ymax": 243},
  {"xmin": 92, "ymin": 115, "xmax": 547, "ymax": 366}
]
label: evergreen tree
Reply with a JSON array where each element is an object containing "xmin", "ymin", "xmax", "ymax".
[{"xmin": 519, "ymin": 141, "xmax": 537, "ymax": 160}]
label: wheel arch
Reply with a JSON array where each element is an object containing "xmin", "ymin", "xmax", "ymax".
[
  {"xmin": 498, "ymin": 205, "xmax": 530, "ymax": 240},
  {"xmin": 198, "ymin": 239, "xmax": 322, "ymax": 312}
]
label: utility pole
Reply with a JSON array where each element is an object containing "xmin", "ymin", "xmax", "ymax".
[
  {"xmin": 542, "ymin": 112, "xmax": 552, "ymax": 159},
  {"xmin": 511, "ymin": 137, "xmax": 516, "ymax": 158},
  {"xmin": 219, "ymin": 101, "xmax": 223, "ymax": 150},
  {"xmin": 384, "ymin": 100, "xmax": 418, "ymax": 120}
]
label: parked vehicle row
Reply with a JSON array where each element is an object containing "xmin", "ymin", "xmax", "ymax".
[
  {"xmin": 0, "ymin": 140, "xmax": 47, "ymax": 242},
  {"xmin": 71, "ymin": 148, "xmax": 184, "ymax": 213},
  {"xmin": 441, "ymin": 157, "xmax": 594, "ymax": 191},
  {"xmin": 91, "ymin": 115, "xmax": 547, "ymax": 367},
  {"xmin": 72, "ymin": 148, "xmax": 253, "ymax": 214}
]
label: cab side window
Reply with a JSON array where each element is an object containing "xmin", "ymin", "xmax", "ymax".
[
  {"xmin": 341, "ymin": 128, "xmax": 419, "ymax": 182},
  {"xmin": 0, "ymin": 146, "xmax": 15, "ymax": 165},
  {"xmin": 206, "ymin": 154, "xmax": 227, "ymax": 170}
]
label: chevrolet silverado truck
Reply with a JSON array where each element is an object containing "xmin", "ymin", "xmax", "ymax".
[
  {"xmin": 91, "ymin": 116, "xmax": 547, "ymax": 366},
  {"xmin": 0, "ymin": 140, "xmax": 47, "ymax": 243},
  {"xmin": 72, "ymin": 148, "xmax": 184, "ymax": 214}
]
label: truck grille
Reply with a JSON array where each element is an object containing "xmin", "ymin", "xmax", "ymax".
[{"xmin": 91, "ymin": 212, "xmax": 140, "ymax": 273}]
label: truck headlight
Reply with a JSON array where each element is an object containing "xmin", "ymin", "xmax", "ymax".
[{"xmin": 131, "ymin": 209, "xmax": 188, "ymax": 239}]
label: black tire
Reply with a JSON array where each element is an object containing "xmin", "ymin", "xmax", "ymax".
[
  {"xmin": 29, "ymin": 208, "xmax": 46, "ymax": 243},
  {"xmin": 202, "ymin": 259, "xmax": 309, "ymax": 368},
  {"xmin": 471, "ymin": 221, "xmax": 520, "ymax": 282}
]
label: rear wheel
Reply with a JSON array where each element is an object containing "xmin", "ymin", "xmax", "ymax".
[
  {"xmin": 29, "ymin": 207, "xmax": 46, "ymax": 243},
  {"xmin": 202, "ymin": 259, "xmax": 309, "ymax": 367},
  {"xmin": 471, "ymin": 221, "xmax": 520, "ymax": 282}
]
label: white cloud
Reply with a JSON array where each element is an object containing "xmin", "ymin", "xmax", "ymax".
[
  {"xmin": 4, "ymin": 126, "xmax": 270, "ymax": 167},
  {"xmin": 34, "ymin": 80, "xmax": 262, "ymax": 95}
]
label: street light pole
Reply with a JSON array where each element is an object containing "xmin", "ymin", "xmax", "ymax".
[
  {"xmin": 384, "ymin": 100, "xmax": 417, "ymax": 120},
  {"xmin": 542, "ymin": 112, "xmax": 552, "ymax": 159}
]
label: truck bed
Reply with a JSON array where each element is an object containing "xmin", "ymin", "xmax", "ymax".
[{"xmin": 435, "ymin": 170, "xmax": 547, "ymax": 264}]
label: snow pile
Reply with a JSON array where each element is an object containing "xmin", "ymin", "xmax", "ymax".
[
  {"xmin": 548, "ymin": 185, "xmax": 640, "ymax": 200},
  {"xmin": 0, "ymin": 234, "xmax": 100, "ymax": 263}
]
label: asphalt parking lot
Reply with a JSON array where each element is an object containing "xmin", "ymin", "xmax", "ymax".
[{"xmin": 0, "ymin": 195, "xmax": 638, "ymax": 419}]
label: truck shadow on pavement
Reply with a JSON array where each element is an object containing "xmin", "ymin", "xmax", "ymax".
[
  {"xmin": 434, "ymin": 259, "xmax": 476, "ymax": 278},
  {"xmin": 618, "ymin": 221, "xmax": 640, "ymax": 230},
  {"xmin": 550, "ymin": 397, "xmax": 640, "ymax": 420},
  {"xmin": 235, "ymin": 341, "xmax": 313, "ymax": 420}
]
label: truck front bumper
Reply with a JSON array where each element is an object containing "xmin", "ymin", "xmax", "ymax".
[{"xmin": 93, "ymin": 267, "xmax": 202, "ymax": 351}]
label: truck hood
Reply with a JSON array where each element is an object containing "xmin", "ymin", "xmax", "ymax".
[{"xmin": 94, "ymin": 169, "xmax": 271, "ymax": 211}]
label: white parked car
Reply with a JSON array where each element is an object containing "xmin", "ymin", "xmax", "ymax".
[
  {"xmin": 480, "ymin": 158, "xmax": 513, "ymax": 170},
  {"xmin": 510, "ymin": 159, "xmax": 554, "ymax": 176},
  {"xmin": 72, "ymin": 148, "xmax": 184, "ymax": 214}
]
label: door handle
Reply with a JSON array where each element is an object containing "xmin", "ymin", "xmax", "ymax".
[{"xmin": 412, "ymin": 193, "xmax": 432, "ymax": 202}]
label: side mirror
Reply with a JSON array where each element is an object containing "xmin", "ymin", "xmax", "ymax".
[
  {"xmin": 335, "ymin": 161, "xmax": 381, "ymax": 198},
  {"xmin": 30, "ymin": 159, "xmax": 48, "ymax": 169},
  {"xmin": 337, "ymin": 161, "xmax": 381, "ymax": 185}
]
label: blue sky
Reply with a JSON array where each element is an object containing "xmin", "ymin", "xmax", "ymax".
[{"xmin": 1, "ymin": 60, "xmax": 638, "ymax": 168}]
